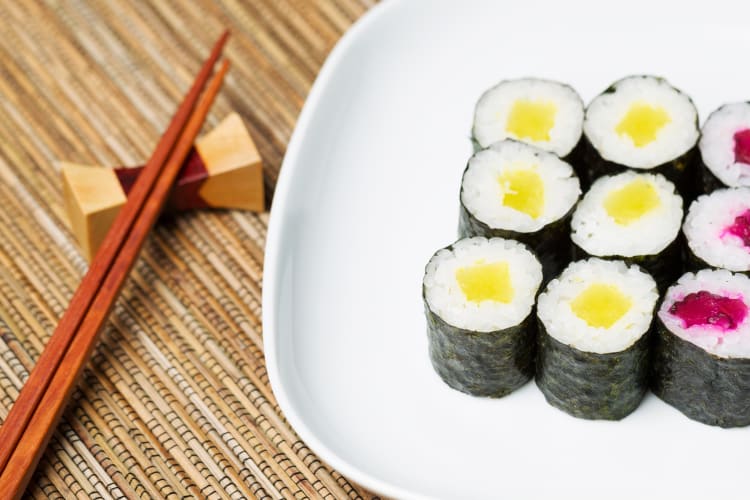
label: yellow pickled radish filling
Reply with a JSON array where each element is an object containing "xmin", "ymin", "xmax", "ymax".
[
  {"xmin": 615, "ymin": 102, "xmax": 671, "ymax": 147},
  {"xmin": 498, "ymin": 168, "xmax": 545, "ymax": 219},
  {"xmin": 603, "ymin": 178, "xmax": 660, "ymax": 225},
  {"xmin": 570, "ymin": 283, "xmax": 632, "ymax": 328},
  {"xmin": 505, "ymin": 99, "xmax": 557, "ymax": 141},
  {"xmin": 455, "ymin": 260, "xmax": 514, "ymax": 304}
]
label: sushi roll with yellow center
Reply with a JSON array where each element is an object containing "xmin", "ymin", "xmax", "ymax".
[
  {"xmin": 472, "ymin": 78, "xmax": 584, "ymax": 160},
  {"xmin": 422, "ymin": 237, "xmax": 543, "ymax": 397},
  {"xmin": 460, "ymin": 140, "xmax": 581, "ymax": 279},
  {"xmin": 536, "ymin": 258, "xmax": 658, "ymax": 420},
  {"xmin": 571, "ymin": 171, "xmax": 683, "ymax": 289},
  {"xmin": 584, "ymin": 75, "xmax": 699, "ymax": 197}
]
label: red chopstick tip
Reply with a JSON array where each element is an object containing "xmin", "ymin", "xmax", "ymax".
[{"xmin": 216, "ymin": 30, "xmax": 230, "ymax": 47}]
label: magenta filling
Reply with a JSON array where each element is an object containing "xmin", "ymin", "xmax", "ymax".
[
  {"xmin": 724, "ymin": 209, "xmax": 750, "ymax": 248},
  {"xmin": 669, "ymin": 290, "xmax": 748, "ymax": 332},
  {"xmin": 734, "ymin": 129, "xmax": 750, "ymax": 165}
]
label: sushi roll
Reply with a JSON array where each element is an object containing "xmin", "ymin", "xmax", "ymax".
[
  {"xmin": 536, "ymin": 258, "xmax": 658, "ymax": 420},
  {"xmin": 584, "ymin": 75, "xmax": 699, "ymax": 198},
  {"xmin": 571, "ymin": 171, "xmax": 684, "ymax": 290},
  {"xmin": 653, "ymin": 269, "xmax": 750, "ymax": 427},
  {"xmin": 472, "ymin": 78, "xmax": 584, "ymax": 162},
  {"xmin": 459, "ymin": 140, "xmax": 581, "ymax": 280},
  {"xmin": 422, "ymin": 237, "xmax": 543, "ymax": 397},
  {"xmin": 683, "ymin": 188, "xmax": 750, "ymax": 273},
  {"xmin": 698, "ymin": 102, "xmax": 750, "ymax": 192}
]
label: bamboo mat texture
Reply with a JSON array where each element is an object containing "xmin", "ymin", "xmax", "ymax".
[{"xmin": 0, "ymin": 1, "xmax": 381, "ymax": 498}]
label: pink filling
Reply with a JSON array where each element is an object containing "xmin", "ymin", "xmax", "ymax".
[
  {"xmin": 669, "ymin": 290, "xmax": 748, "ymax": 332},
  {"xmin": 734, "ymin": 129, "xmax": 750, "ymax": 165},
  {"xmin": 724, "ymin": 209, "xmax": 750, "ymax": 248}
]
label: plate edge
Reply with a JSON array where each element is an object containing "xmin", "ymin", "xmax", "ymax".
[{"xmin": 261, "ymin": 1, "xmax": 431, "ymax": 499}]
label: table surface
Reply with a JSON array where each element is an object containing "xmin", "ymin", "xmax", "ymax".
[{"xmin": 0, "ymin": 1, "xmax": 380, "ymax": 498}]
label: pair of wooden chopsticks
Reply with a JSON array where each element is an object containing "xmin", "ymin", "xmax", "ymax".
[{"xmin": 0, "ymin": 31, "xmax": 231, "ymax": 499}]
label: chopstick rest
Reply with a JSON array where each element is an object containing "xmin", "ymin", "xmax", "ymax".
[{"xmin": 61, "ymin": 112, "xmax": 264, "ymax": 260}]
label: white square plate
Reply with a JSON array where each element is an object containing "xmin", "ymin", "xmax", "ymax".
[{"xmin": 263, "ymin": 1, "xmax": 750, "ymax": 498}]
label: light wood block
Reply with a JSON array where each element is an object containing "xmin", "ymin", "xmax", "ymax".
[
  {"xmin": 60, "ymin": 112, "xmax": 264, "ymax": 261},
  {"xmin": 196, "ymin": 113, "xmax": 264, "ymax": 211},
  {"xmin": 61, "ymin": 164, "xmax": 127, "ymax": 262}
]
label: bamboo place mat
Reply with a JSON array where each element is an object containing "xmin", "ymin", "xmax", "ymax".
[{"xmin": 0, "ymin": 1, "xmax": 383, "ymax": 498}]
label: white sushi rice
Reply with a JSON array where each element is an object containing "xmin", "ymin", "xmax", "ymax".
[
  {"xmin": 658, "ymin": 269, "xmax": 750, "ymax": 358},
  {"xmin": 473, "ymin": 78, "xmax": 584, "ymax": 156},
  {"xmin": 461, "ymin": 140, "xmax": 581, "ymax": 233},
  {"xmin": 699, "ymin": 102, "xmax": 750, "ymax": 187},
  {"xmin": 537, "ymin": 258, "xmax": 658, "ymax": 354},
  {"xmin": 684, "ymin": 188, "xmax": 750, "ymax": 272},
  {"xmin": 584, "ymin": 76, "xmax": 699, "ymax": 169},
  {"xmin": 571, "ymin": 171, "xmax": 683, "ymax": 257},
  {"xmin": 423, "ymin": 237, "xmax": 543, "ymax": 332}
]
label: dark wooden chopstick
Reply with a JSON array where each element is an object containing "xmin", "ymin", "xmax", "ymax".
[
  {"xmin": 0, "ymin": 31, "xmax": 229, "ymax": 475},
  {"xmin": 0, "ymin": 34, "xmax": 228, "ymax": 496},
  {"xmin": 0, "ymin": 31, "xmax": 229, "ymax": 476},
  {"xmin": 0, "ymin": 59, "xmax": 231, "ymax": 498}
]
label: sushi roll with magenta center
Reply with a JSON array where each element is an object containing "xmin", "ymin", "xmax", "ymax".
[
  {"xmin": 472, "ymin": 78, "xmax": 584, "ymax": 160},
  {"xmin": 536, "ymin": 258, "xmax": 658, "ymax": 420},
  {"xmin": 422, "ymin": 237, "xmax": 543, "ymax": 397},
  {"xmin": 460, "ymin": 140, "xmax": 581, "ymax": 280},
  {"xmin": 653, "ymin": 269, "xmax": 750, "ymax": 427},
  {"xmin": 584, "ymin": 75, "xmax": 699, "ymax": 197},
  {"xmin": 699, "ymin": 102, "xmax": 750, "ymax": 192},
  {"xmin": 683, "ymin": 188, "xmax": 750, "ymax": 273},
  {"xmin": 571, "ymin": 171, "xmax": 683, "ymax": 290}
]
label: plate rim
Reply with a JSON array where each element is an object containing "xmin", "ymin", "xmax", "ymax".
[{"xmin": 262, "ymin": 1, "xmax": 424, "ymax": 498}]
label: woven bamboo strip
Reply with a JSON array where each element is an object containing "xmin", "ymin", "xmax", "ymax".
[{"xmin": 0, "ymin": 0, "xmax": 385, "ymax": 498}]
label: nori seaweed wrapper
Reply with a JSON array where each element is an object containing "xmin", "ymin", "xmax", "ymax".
[
  {"xmin": 423, "ymin": 299, "xmax": 536, "ymax": 398},
  {"xmin": 470, "ymin": 135, "xmax": 483, "ymax": 154},
  {"xmin": 582, "ymin": 135, "xmax": 699, "ymax": 204},
  {"xmin": 652, "ymin": 318, "xmax": 750, "ymax": 427},
  {"xmin": 535, "ymin": 321, "xmax": 650, "ymax": 420},
  {"xmin": 459, "ymin": 197, "xmax": 574, "ymax": 283},
  {"xmin": 564, "ymin": 139, "xmax": 588, "ymax": 190},
  {"xmin": 697, "ymin": 158, "xmax": 731, "ymax": 195},
  {"xmin": 680, "ymin": 237, "xmax": 712, "ymax": 273},
  {"xmin": 572, "ymin": 236, "xmax": 682, "ymax": 293}
]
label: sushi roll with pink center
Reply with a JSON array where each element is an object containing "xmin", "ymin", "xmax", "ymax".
[
  {"xmin": 699, "ymin": 102, "xmax": 750, "ymax": 192},
  {"xmin": 683, "ymin": 188, "xmax": 750, "ymax": 273},
  {"xmin": 653, "ymin": 269, "xmax": 750, "ymax": 427}
]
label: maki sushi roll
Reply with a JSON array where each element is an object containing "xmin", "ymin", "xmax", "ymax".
[
  {"xmin": 422, "ymin": 237, "xmax": 543, "ymax": 397},
  {"xmin": 472, "ymin": 78, "xmax": 584, "ymax": 162},
  {"xmin": 683, "ymin": 188, "xmax": 750, "ymax": 273},
  {"xmin": 459, "ymin": 140, "xmax": 581, "ymax": 280},
  {"xmin": 584, "ymin": 75, "xmax": 699, "ymax": 197},
  {"xmin": 698, "ymin": 102, "xmax": 750, "ymax": 192},
  {"xmin": 653, "ymin": 269, "xmax": 750, "ymax": 427},
  {"xmin": 536, "ymin": 258, "xmax": 658, "ymax": 420},
  {"xmin": 571, "ymin": 171, "xmax": 684, "ymax": 290}
]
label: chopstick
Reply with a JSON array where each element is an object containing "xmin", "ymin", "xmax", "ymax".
[
  {"xmin": 0, "ymin": 37, "xmax": 229, "ymax": 497},
  {"xmin": 0, "ymin": 30, "xmax": 229, "ymax": 476},
  {"xmin": 0, "ymin": 59, "xmax": 230, "ymax": 498}
]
